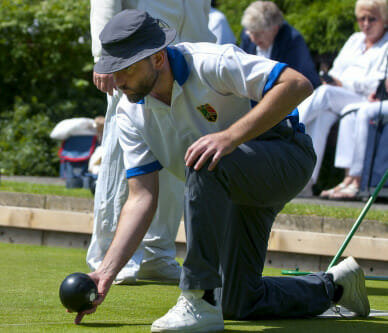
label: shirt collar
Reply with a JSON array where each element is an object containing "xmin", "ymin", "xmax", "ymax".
[
  {"xmin": 166, "ymin": 46, "xmax": 190, "ymax": 86},
  {"xmin": 137, "ymin": 46, "xmax": 189, "ymax": 104}
]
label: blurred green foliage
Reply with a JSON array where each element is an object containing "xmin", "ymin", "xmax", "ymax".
[
  {"xmin": 0, "ymin": 0, "xmax": 362, "ymax": 176},
  {"xmin": 0, "ymin": 98, "xmax": 58, "ymax": 175},
  {"xmin": 218, "ymin": 0, "xmax": 357, "ymax": 54},
  {"xmin": 0, "ymin": 0, "xmax": 105, "ymax": 176}
]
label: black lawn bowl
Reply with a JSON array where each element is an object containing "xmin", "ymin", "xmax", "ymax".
[{"xmin": 59, "ymin": 272, "xmax": 97, "ymax": 312}]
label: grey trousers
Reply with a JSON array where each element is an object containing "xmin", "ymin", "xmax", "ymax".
[{"xmin": 180, "ymin": 124, "xmax": 334, "ymax": 319}]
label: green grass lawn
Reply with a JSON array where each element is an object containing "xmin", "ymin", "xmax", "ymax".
[
  {"xmin": 0, "ymin": 243, "xmax": 387, "ymax": 332},
  {"xmin": 0, "ymin": 180, "xmax": 93, "ymax": 198},
  {"xmin": 281, "ymin": 202, "xmax": 388, "ymax": 223},
  {"xmin": 1, "ymin": 180, "xmax": 388, "ymax": 222}
]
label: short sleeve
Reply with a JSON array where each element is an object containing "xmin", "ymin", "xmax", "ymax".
[
  {"xmin": 203, "ymin": 45, "xmax": 283, "ymax": 102},
  {"xmin": 116, "ymin": 101, "xmax": 162, "ymax": 178}
]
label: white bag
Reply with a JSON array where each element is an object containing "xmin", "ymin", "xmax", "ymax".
[
  {"xmin": 88, "ymin": 145, "xmax": 103, "ymax": 175},
  {"xmin": 50, "ymin": 117, "xmax": 96, "ymax": 140}
]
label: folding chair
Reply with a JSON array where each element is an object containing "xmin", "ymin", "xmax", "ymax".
[{"xmin": 58, "ymin": 135, "xmax": 97, "ymax": 188}]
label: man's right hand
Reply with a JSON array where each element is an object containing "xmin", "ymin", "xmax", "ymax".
[
  {"xmin": 93, "ymin": 71, "xmax": 116, "ymax": 96},
  {"xmin": 71, "ymin": 271, "xmax": 114, "ymax": 325}
]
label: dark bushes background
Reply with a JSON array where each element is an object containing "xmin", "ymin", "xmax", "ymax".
[
  {"xmin": 0, "ymin": 0, "xmax": 105, "ymax": 176},
  {"xmin": 0, "ymin": 0, "xmax": 359, "ymax": 176}
]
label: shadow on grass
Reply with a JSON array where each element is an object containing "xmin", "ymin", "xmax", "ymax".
[
  {"xmin": 77, "ymin": 317, "xmax": 388, "ymax": 331},
  {"xmin": 79, "ymin": 323, "xmax": 127, "ymax": 328},
  {"xmin": 80, "ymin": 323, "xmax": 150, "ymax": 328},
  {"xmin": 115, "ymin": 280, "xmax": 179, "ymax": 287},
  {"xmin": 367, "ymin": 286, "xmax": 388, "ymax": 296},
  {"xmin": 224, "ymin": 317, "xmax": 388, "ymax": 332}
]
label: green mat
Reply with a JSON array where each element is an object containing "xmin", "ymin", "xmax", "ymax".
[{"xmin": 0, "ymin": 242, "xmax": 387, "ymax": 332}]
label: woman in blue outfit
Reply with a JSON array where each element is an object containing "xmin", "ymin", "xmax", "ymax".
[{"xmin": 240, "ymin": 1, "xmax": 320, "ymax": 88}]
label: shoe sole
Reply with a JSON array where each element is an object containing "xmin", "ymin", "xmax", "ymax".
[
  {"xmin": 112, "ymin": 278, "xmax": 137, "ymax": 285},
  {"xmin": 340, "ymin": 258, "xmax": 370, "ymax": 317}
]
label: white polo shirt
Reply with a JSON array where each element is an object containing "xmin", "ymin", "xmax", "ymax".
[{"xmin": 116, "ymin": 42, "xmax": 287, "ymax": 181}]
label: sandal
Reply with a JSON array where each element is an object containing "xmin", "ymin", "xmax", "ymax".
[
  {"xmin": 319, "ymin": 182, "xmax": 347, "ymax": 199},
  {"xmin": 330, "ymin": 183, "xmax": 359, "ymax": 201}
]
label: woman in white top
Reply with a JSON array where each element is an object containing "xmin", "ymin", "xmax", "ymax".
[
  {"xmin": 298, "ymin": 0, "xmax": 388, "ymax": 195},
  {"xmin": 323, "ymin": 78, "xmax": 388, "ymax": 199}
]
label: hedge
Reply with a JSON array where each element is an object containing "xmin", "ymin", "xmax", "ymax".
[
  {"xmin": 0, "ymin": 0, "xmax": 105, "ymax": 176},
  {"xmin": 0, "ymin": 0, "xmax": 361, "ymax": 176},
  {"xmin": 219, "ymin": 0, "xmax": 357, "ymax": 55}
]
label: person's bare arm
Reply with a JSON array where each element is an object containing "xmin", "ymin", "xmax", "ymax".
[
  {"xmin": 185, "ymin": 67, "xmax": 313, "ymax": 171},
  {"xmin": 73, "ymin": 170, "xmax": 159, "ymax": 324},
  {"xmin": 90, "ymin": 0, "xmax": 122, "ymax": 95}
]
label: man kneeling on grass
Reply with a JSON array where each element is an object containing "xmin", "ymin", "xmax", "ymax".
[{"xmin": 70, "ymin": 9, "xmax": 370, "ymax": 332}]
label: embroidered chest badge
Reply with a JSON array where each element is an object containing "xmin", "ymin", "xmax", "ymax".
[{"xmin": 196, "ymin": 103, "xmax": 218, "ymax": 122}]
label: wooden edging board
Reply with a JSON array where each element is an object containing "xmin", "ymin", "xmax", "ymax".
[{"xmin": 1, "ymin": 205, "xmax": 387, "ymax": 262}]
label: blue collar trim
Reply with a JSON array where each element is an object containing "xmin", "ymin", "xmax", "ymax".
[
  {"xmin": 136, "ymin": 47, "xmax": 189, "ymax": 104},
  {"xmin": 167, "ymin": 46, "xmax": 189, "ymax": 86}
]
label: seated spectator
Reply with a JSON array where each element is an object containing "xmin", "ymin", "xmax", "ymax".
[
  {"xmin": 93, "ymin": 115, "xmax": 105, "ymax": 144},
  {"xmin": 240, "ymin": 0, "xmax": 320, "ymax": 88},
  {"xmin": 298, "ymin": 0, "xmax": 388, "ymax": 196},
  {"xmin": 209, "ymin": 0, "xmax": 236, "ymax": 45},
  {"xmin": 321, "ymin": 78, "xmax": 388, "ymax": 200},
  {"xmin": 88, "ymin": 116, "xmax": 105, "ymax": 175}
]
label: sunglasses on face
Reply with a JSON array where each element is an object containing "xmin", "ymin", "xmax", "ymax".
[{"xmin": 357, "ymin": 16, "xmax": 378, "ymax": 23}]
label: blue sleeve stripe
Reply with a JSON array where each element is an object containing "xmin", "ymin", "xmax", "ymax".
[
  {"xmin": 263, "ymin": 62, "xmax": 288, "ymax": 95},
  {"xmin": 126, "ymin": 161, "xmax": 163, "ymax": 178},
  {"xmin": 286, "ymin": 108, "xmax": 305, "ymax": 133}
]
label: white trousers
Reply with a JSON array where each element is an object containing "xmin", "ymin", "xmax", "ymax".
[
  {"xmin": 86, "ymin": 91, "xmax": 184, "ymax": 280},
  {"xmin": 335, "ymin": 100, "xmax": 388, "ymax": 177},
  {"xmin": 298, "ymin": 85, "xmax": 366, "ymax": 183}
]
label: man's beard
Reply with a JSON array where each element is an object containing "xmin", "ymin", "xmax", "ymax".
[
  {"xmin": 126, "ymin": 93, "xmax": 146, "ymax": 103},
  {"xmin": 125, "ymin": 71, "xmax": 159, "ymax": 103}
]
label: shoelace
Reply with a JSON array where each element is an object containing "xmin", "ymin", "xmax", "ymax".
[
  {"xmin": 331, "ymin": 305, "xmax": 346, "ymax": 318},
  {"xmin": 167, "ymin": 295, "xmax": 201, "ymax": 318}
]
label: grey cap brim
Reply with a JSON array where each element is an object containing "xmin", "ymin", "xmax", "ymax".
[{"xmin": 94, "ymin": 28, "xmax": 176, "ymax": 74}]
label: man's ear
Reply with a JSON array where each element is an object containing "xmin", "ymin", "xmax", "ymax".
[{"xmin": 151, "ymin": 50, "xmax": 166, "ymax": 70}]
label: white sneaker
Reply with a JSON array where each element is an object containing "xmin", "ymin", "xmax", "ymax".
[
  {"xmin": 137, "ymin": 258, "xmax": 182, "ymax": 283},
  {"xmin": 112, "ymin": 256, "xmax": 141, "ymax": 285},
  {"xmin": 151, "ymin": 290, "xmax": 224, "ymax": 332},
  {"xmin": 327, "ymin": 257, "xmax": 370, "ymax": 317},
  {"xmin": 113, "ymin": 275, "xmax": 137, "ymax": 285}
]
